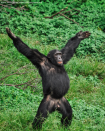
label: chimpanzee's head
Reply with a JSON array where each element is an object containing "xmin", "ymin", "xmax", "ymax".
[{"xmin": 47, "ymin": 49, "xmax": 63, "ymax": 66}]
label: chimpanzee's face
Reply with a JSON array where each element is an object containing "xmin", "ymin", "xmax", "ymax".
[{"xmin": 47, "ymin": 50, "xmax": 63, "ymax": 66}]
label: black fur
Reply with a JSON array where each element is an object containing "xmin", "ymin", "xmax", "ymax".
[{"xmin": 6, "ymin": 28, "xmax": 90, "ymax": 129}]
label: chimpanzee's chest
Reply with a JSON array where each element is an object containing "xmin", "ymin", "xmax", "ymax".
[{"xmin": 40, "ymin": 64, "xmax": 70, "ymax": 98}]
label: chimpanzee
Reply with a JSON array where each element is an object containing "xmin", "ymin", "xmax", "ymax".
[{"xmin": 6, "ymin": 28, "xmax": 90, "ymax": 129}]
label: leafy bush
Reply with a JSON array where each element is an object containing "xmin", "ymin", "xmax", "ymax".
[
  {"xmin": 0, "ymin": 86, "xmax": 42, "ymax": 110},
  {"xmin": 0, "ymin": 0, "xmax": 105, "ymax": 60},
  {"xmin": 70, "ymin": 99, "xmax": 105, "ymax": 120},
  {"xmin": 69, "ymin": 98, "xmax": 105, "ymax": 130}
]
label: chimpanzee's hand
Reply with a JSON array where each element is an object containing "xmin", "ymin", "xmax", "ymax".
[
  {"xmin": 77, "ymin": 31, "xmax": 91, "ymax": 40},
  {"xmin": 6, "ymin": 27, "xmax": 16, "ymax": 40}
]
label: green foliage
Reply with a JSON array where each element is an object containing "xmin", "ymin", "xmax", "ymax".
[
  {"xmin": 0, "ymin": 86, "xmax": 42, "ymax": 110},
  {"xmin": 71, "ymin": 98, "xmax": 105, "ymax": 121},
  {"xmin": 65, "ymin": 57, "xmax": 105, "ymax": 78},
  {"xmin": 0, "ymin": 0, "xmax": 105, "ymax": 60},
  {"xmin": 70, "ymin": 99, "xmax": 105, "ymax": 130}
]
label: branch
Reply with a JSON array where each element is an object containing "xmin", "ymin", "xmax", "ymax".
[
  {"xmin": 45, "ymin": 7, "xmax": 68, "ymax": 19},
  {"xmin": 0, "ymin": 65, "xmax": 29, "ymax": 81},
  {"xmin": 0, "ymin": 4, "xmax": 8, "ymax": 7},
  {"xmin": 0, "ymin": 3, "xmax": 27, "ymax": 12},
  {"xmin": 0, "ymin": 84, "xmax": 22, "ymax": 89},
  {"xmin": 0, "ymin": 78, "xmax": 41, "ymax": 90},
  {"xmin": 23, "ymin": 79, "xmax": 41, "ymax": 90},
  {"xmin": 65, "ymin": 8, "xmax": 86, "ymax": 16},
  {"xmin": 63, "ymin": 8, "xmax": 80, "ymax": 14},
  {"xmin": 59, "ymin": 12, "xmax": 83, "ymax": 28},
  {"xmin": 15, "ymin": 79, "xmax": 35, "ymax": 87}
]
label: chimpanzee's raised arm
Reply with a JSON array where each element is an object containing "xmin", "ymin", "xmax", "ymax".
[
  {"xmin": 6, "ymin": 28, "xmax": 46, "ymax": 67},
  {"xmin": 60, "ymin": 31, "xmax": 91, "ymax": 64}
]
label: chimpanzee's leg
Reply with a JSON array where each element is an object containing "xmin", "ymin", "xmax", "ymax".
[
  {"xmin": 32, "ymin": 96, "xmax": 72, "ymax": 129},
  {"xmin": 32, "ymin": 95, "xmax": 55, "ymax": 129},
  {"xmin": 58, "ymin": 97, "xmax": 72, "ymax": 126}
]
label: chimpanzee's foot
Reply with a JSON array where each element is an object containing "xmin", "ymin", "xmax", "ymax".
[
  {"xmin": 77, "ymin": 31, "xmax": 91, "ymax": 39},
  {"xmin": 6, "ymin": 27, "xmax": 16, "ymax": 40}
]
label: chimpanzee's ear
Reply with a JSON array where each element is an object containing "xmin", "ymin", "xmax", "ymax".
[{"xmin": 47, "ymin": 52, "xmax": 50, "ymax": 58}]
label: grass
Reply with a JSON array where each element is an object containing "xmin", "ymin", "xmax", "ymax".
[{"xmin": 0, "ymin": 34, "xmax": 105, "ymax": 131}]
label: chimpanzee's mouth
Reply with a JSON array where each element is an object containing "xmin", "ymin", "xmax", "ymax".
[{"xmin": 58, "ymin": 61, "xmax": 63, "ymax": 64}]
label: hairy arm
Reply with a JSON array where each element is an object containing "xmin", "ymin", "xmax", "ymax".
[
  {"xmin": 61, "ymin": 31, "xmax": 91, "ymax": 64},
  {"xmin": 6, "ymin": 28, "xmax": 46, "ymax": 67}
]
